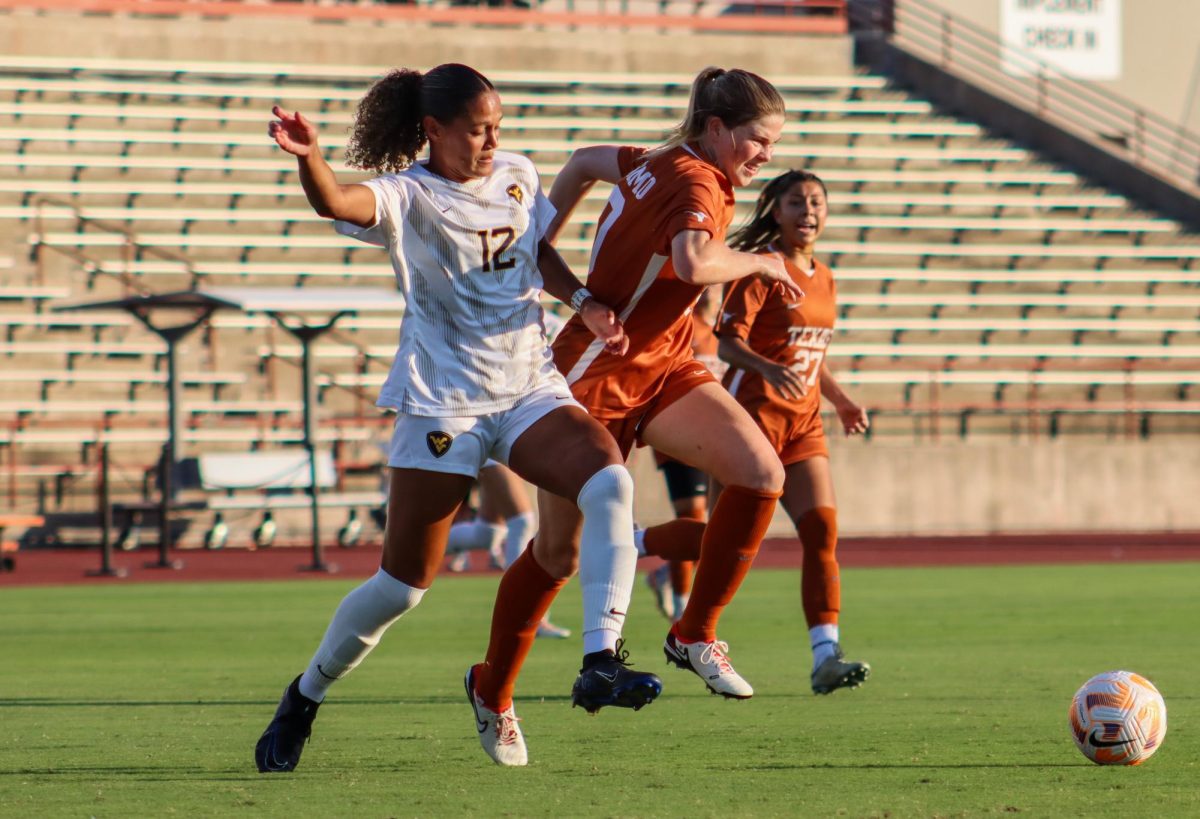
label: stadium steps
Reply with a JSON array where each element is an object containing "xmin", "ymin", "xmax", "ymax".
[{"xmin": 1, "ymin": 57, "xmax": 1199, "ymax": 512}]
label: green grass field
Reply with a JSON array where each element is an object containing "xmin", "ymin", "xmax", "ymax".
[{"xmin": 2, "ymin": 561, "xmax": 1197, "ymax": 817}]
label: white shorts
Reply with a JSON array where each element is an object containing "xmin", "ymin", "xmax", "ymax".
[{"xmin": 386, "ymin": 381, "xmax": 582, "ymax": 477}]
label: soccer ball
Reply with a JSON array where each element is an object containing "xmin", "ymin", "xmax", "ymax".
[{"xmin": 1068, "ymin": 670, "xmax": 1167, "ymax": 766}]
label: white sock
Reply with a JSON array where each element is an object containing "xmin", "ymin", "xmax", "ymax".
[
  {"xmin": 632, "ymin": 526, "xmax": 647, "ymax": 557},
  {"xmin": 447, "ymin": 520, "xmax": 507, "ymax": 555},
  {"xmin": 583, "ymin": 628, "xmax": 620, "ymax": 654},
  {"xmin": 672, "ymin": 592, "xmax": 688, "ymax": 619},
  {"xmin": 810, "ymin": 623, "xmax": 839, "ymax": 671},
  {"xmin": 297, "ymin": 569, "xmax": 427, "ymax": 702},
  {"xmin": 502, "ymin": 511, "xmax": 536, "ymax": 569},
  {"xmin": 575, "ymin": 464, "xmax": 637, "ymax": 648}
]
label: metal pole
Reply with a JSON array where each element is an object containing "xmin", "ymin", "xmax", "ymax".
[
  {"xmin": 126, "ymin": 309, "xmax": 213, "ymax": 571},
  {"xmin": 275, "ymin": 313, "xmax": 346, "ymax": 574},
  {"xmin": 300, "ymin": 328, "xmax": 329, "ymax": 573},
  {"xmin": 146, "ymin": 329, "xmax": 183, "ymax": 570},
  {"xmin": 88, "ymin": 439, "xmax": 127, "ymax": 578}
]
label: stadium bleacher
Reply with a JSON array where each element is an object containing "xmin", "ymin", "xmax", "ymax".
[{"xmin": 2, "ymin": 54, "xmax": 1198, "ymax": 528}]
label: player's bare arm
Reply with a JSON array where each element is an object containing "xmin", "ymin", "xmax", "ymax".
[
  {"xmin": 818, "ymin": 362, "xmax": 869, "ymax": 435},
  {"xmin": 544, "ymin": 145, "xmax": 624, "ymax": 243},
  {"xmin": 671, "ymin": 231, "xmax": 804, "ymax": 302},
  {"xmin": 268, "ymin": 106, "xmax": 376, "ymax": 228},
  {"xmin": 718, "ymin": 334, "xmax": 808, "ymax": 400},
  {"xmin": 536, "ymin": 239, "xmax": 628, "ymax": 356}
]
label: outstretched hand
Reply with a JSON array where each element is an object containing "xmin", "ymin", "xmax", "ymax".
[
  {"xmin": 579, "ymin": 299, "xmax": 629, "ymax": 356},
  {"xmin": 836, "ymin": 402, "xmax": 870, "ymax": 436},
  {"xmin": 268, "ymin": 105, "xmax": 319, "ymax": 157},
  {"xmin": 759, "ymin": 252, "xmax": 805, "ymax": 304}
]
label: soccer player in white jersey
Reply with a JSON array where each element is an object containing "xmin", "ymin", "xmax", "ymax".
[{"xmin": 254, "ymin": 64, "xmax": 660, "ymax": 772}]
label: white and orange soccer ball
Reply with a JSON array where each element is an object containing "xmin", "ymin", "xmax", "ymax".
[{"xmin": 1068, "ymin": 670, "xmax": 1167, "ymax": 766}]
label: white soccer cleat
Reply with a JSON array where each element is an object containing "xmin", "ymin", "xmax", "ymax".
[
  {"xmin": 645, "ymin": 564, "xmax": 675, "ymax": 621},
  {"xmin": 663, "ymin": 630, "xmax": 754, "ymax": 699},
  {"xmin": 535, "ymin": 619, "xmax": 571, "ymax": 639},
  {"xmin": 447, "ymin": 550, "xmax": 470, "ymax": 573},
  {"xmin": 465, "ymin": 666, "xmax": 528, "ymax": 766}
]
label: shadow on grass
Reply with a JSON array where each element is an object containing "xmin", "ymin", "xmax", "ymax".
[
  {"xmin": 2, "ymin": 761, "xmax": 1089, "ymax": 780},
  {"xmin": 9, "ymin": 691, "xmax": 1195, "ymax": 708},
  {"xmin": 738, "ymin": 762, "xmax": 1085, "ymax": 770},
  {"xmin": 0, "ymin": 695, "xmax": 517, "ymax": 708}
]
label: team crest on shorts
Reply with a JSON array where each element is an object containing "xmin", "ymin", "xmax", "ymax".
[
  {"xmin": 506, "ymin": 184, "xmax": 524, "ymax": 204},
  {"xmin": 426, "ymin": 431, "xmax": 453, "ymax": 458}
]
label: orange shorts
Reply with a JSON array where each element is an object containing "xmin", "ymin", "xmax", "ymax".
[
  {"xmin": 583, "ymin": 359, "xmax": 717, "ymax": 460},
  {"xmin": 777, "ymin": 426, "xmax": 829, "ymax": 466},
  {"xmin": 746, "ymin": 403, "xmax": 829, "ymax": 466}
]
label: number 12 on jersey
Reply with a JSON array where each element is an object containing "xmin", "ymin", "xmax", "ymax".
[{"xmin": 477, "ymin": 227, "xmax": 516, "ymax": 273}]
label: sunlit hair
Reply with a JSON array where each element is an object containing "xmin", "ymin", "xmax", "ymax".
[
  {"xmin": 729, "ymin": 169, "xmax": 828, "ymax": 253},
  {"xmin": 345, "ymin": 63, "xmax": 495, "ymax": 174},
  {"xmin": 648, "ymin": 67, "xmax": 786, "ymax": 159}
]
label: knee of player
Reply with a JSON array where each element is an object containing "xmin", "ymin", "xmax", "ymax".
[
  {"xmin": 372, "ymin": 567, "xmax": 431, "ymax": 614},
  {"xmin": 741, "ymin": 454, "xmax": 785, "ymax": 495},
  {"xmin": 533, "ymin": 535, "xmax": 580, "ymax": 578},
  {"xmin": 796, "ymin": 506, "xmax": 839, "ymax": 553},
  {"xmin": 576, "ymin": 463, "xmax": 634, "ymax": 510}
]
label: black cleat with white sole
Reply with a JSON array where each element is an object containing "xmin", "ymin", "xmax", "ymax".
[
  {"xmin": 571, "ymin": 639, "xmax": 662, "ymax": 714},
  {"xmin": 255, "ymin": 675, "xmax": 321, "ymax": 773}
]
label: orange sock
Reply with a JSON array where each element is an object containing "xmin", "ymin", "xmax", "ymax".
[
  {"xmin": 674, "ymin": 484, "xmax": 780, "ymax": 643},
  {"xmin": 642, "ymin": 519, "xmax": 705, "ymax": 562},
  {"xmin": 473, "ymin": 548, "xmax": 566, "ymax": 711},
  {"xmin": 797, "ymin": 506, "xmax": 840, "ymax": 628},
  {"xmin": 669, "ymin": 560, "xmax": 694, "ymax": 596}
]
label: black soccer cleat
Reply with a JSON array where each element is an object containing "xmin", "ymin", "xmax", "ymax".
[
  {"xmin": 571, "ymin": 639, "xmax": 663, "ymax": 715},
  {"xmin": 255, "ymin": 675, "xmax": 321, "ymax": 773},
  {"xmin": 811, "ymin": 644, "xmax": 871, "ymax": 695}
]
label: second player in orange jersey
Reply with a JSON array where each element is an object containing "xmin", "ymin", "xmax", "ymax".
[
  {"xmin": 645, "ymin": 287, "xmax": 725, "ymax": 622},
  {"xmin": 715, "ymin": 169, "xmax": 872, "ymax": 695}
]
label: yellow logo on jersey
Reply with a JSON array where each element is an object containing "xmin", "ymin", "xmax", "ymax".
[
  {"xmin": 506, "ymin": 184, "xmax": 524, "ymax": 204},
  {"xmin": 426, "ymin": 431, "xmax": 453, "ymax": 458}
]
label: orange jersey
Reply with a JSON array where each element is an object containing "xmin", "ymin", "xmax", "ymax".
[
  {"xmin": 553, "ymin": 145, "xmax": 736, "ymax": 419},
  {"xmin": 690, "ymin": 308, "xmax": 723, "ymax": 377},
  {"xmin": 715, "ymin": 255, "xmax": 837, "ymax": 456},
  {"xmin": 652, "ymin": 308, "xmax": 723, "ymax": 468}
]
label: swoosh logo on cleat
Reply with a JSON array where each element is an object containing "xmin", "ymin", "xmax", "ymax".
[
  {"xmin": 469, "ymin": 700, "xmax": 489, "ymax": 734},
  {"xmin": 264, "ymin": 737, "xmax": 290, "ymax": 772},
  {"xmin": 595, "ymin": 669, "xmax": 618, "ymax": 682},
  {"xmin": 1087, "ymin": 730, "xmax": 1134, "ymax": 749},
  {"xmin": 466, "ymin": 678, "xmax": 490, "ymax": 734}
]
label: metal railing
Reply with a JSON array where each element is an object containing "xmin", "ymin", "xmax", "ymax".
[
  {"xmin": 849, "ymin": 0, "xmax": 1200, "ymax": 195},
  {"xmin": 0, "ymin": 0, "xmax": 847, "ymax": 33},
  {"xmin": 32, "ymin": 196, "xmax": 194, "ymax": 294}
]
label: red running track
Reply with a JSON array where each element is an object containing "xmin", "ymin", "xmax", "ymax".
[{"xmin": 3, "ymin": 532, "xmax": 1199, "ymax": 588}]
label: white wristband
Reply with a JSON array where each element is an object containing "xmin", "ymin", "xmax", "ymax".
[{"xmin": 569, "ymin": 287, "xmax": 593, "ymax": 313}]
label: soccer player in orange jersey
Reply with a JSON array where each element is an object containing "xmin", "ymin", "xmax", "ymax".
[
  {"xmin": 715, "ymin": 170, "xmax": 871, "ymax": 694},
  {"xmin": 471, "ymin": 67, "xmax": 803, "ymax": 704}
]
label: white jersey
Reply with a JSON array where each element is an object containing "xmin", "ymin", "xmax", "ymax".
[{"xmin": 337, "ymin": 152, "xmax": 564, "ymax": 416}]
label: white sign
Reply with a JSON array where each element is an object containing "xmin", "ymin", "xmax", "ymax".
[{"xmin": 1001, "ymin": 0, "xmax": 1121, "ymax": 80}]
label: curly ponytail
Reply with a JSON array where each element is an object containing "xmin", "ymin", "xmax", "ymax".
[{"xmin": 345, "ymin": 63, "xmax": 495, "ymax": 174}]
